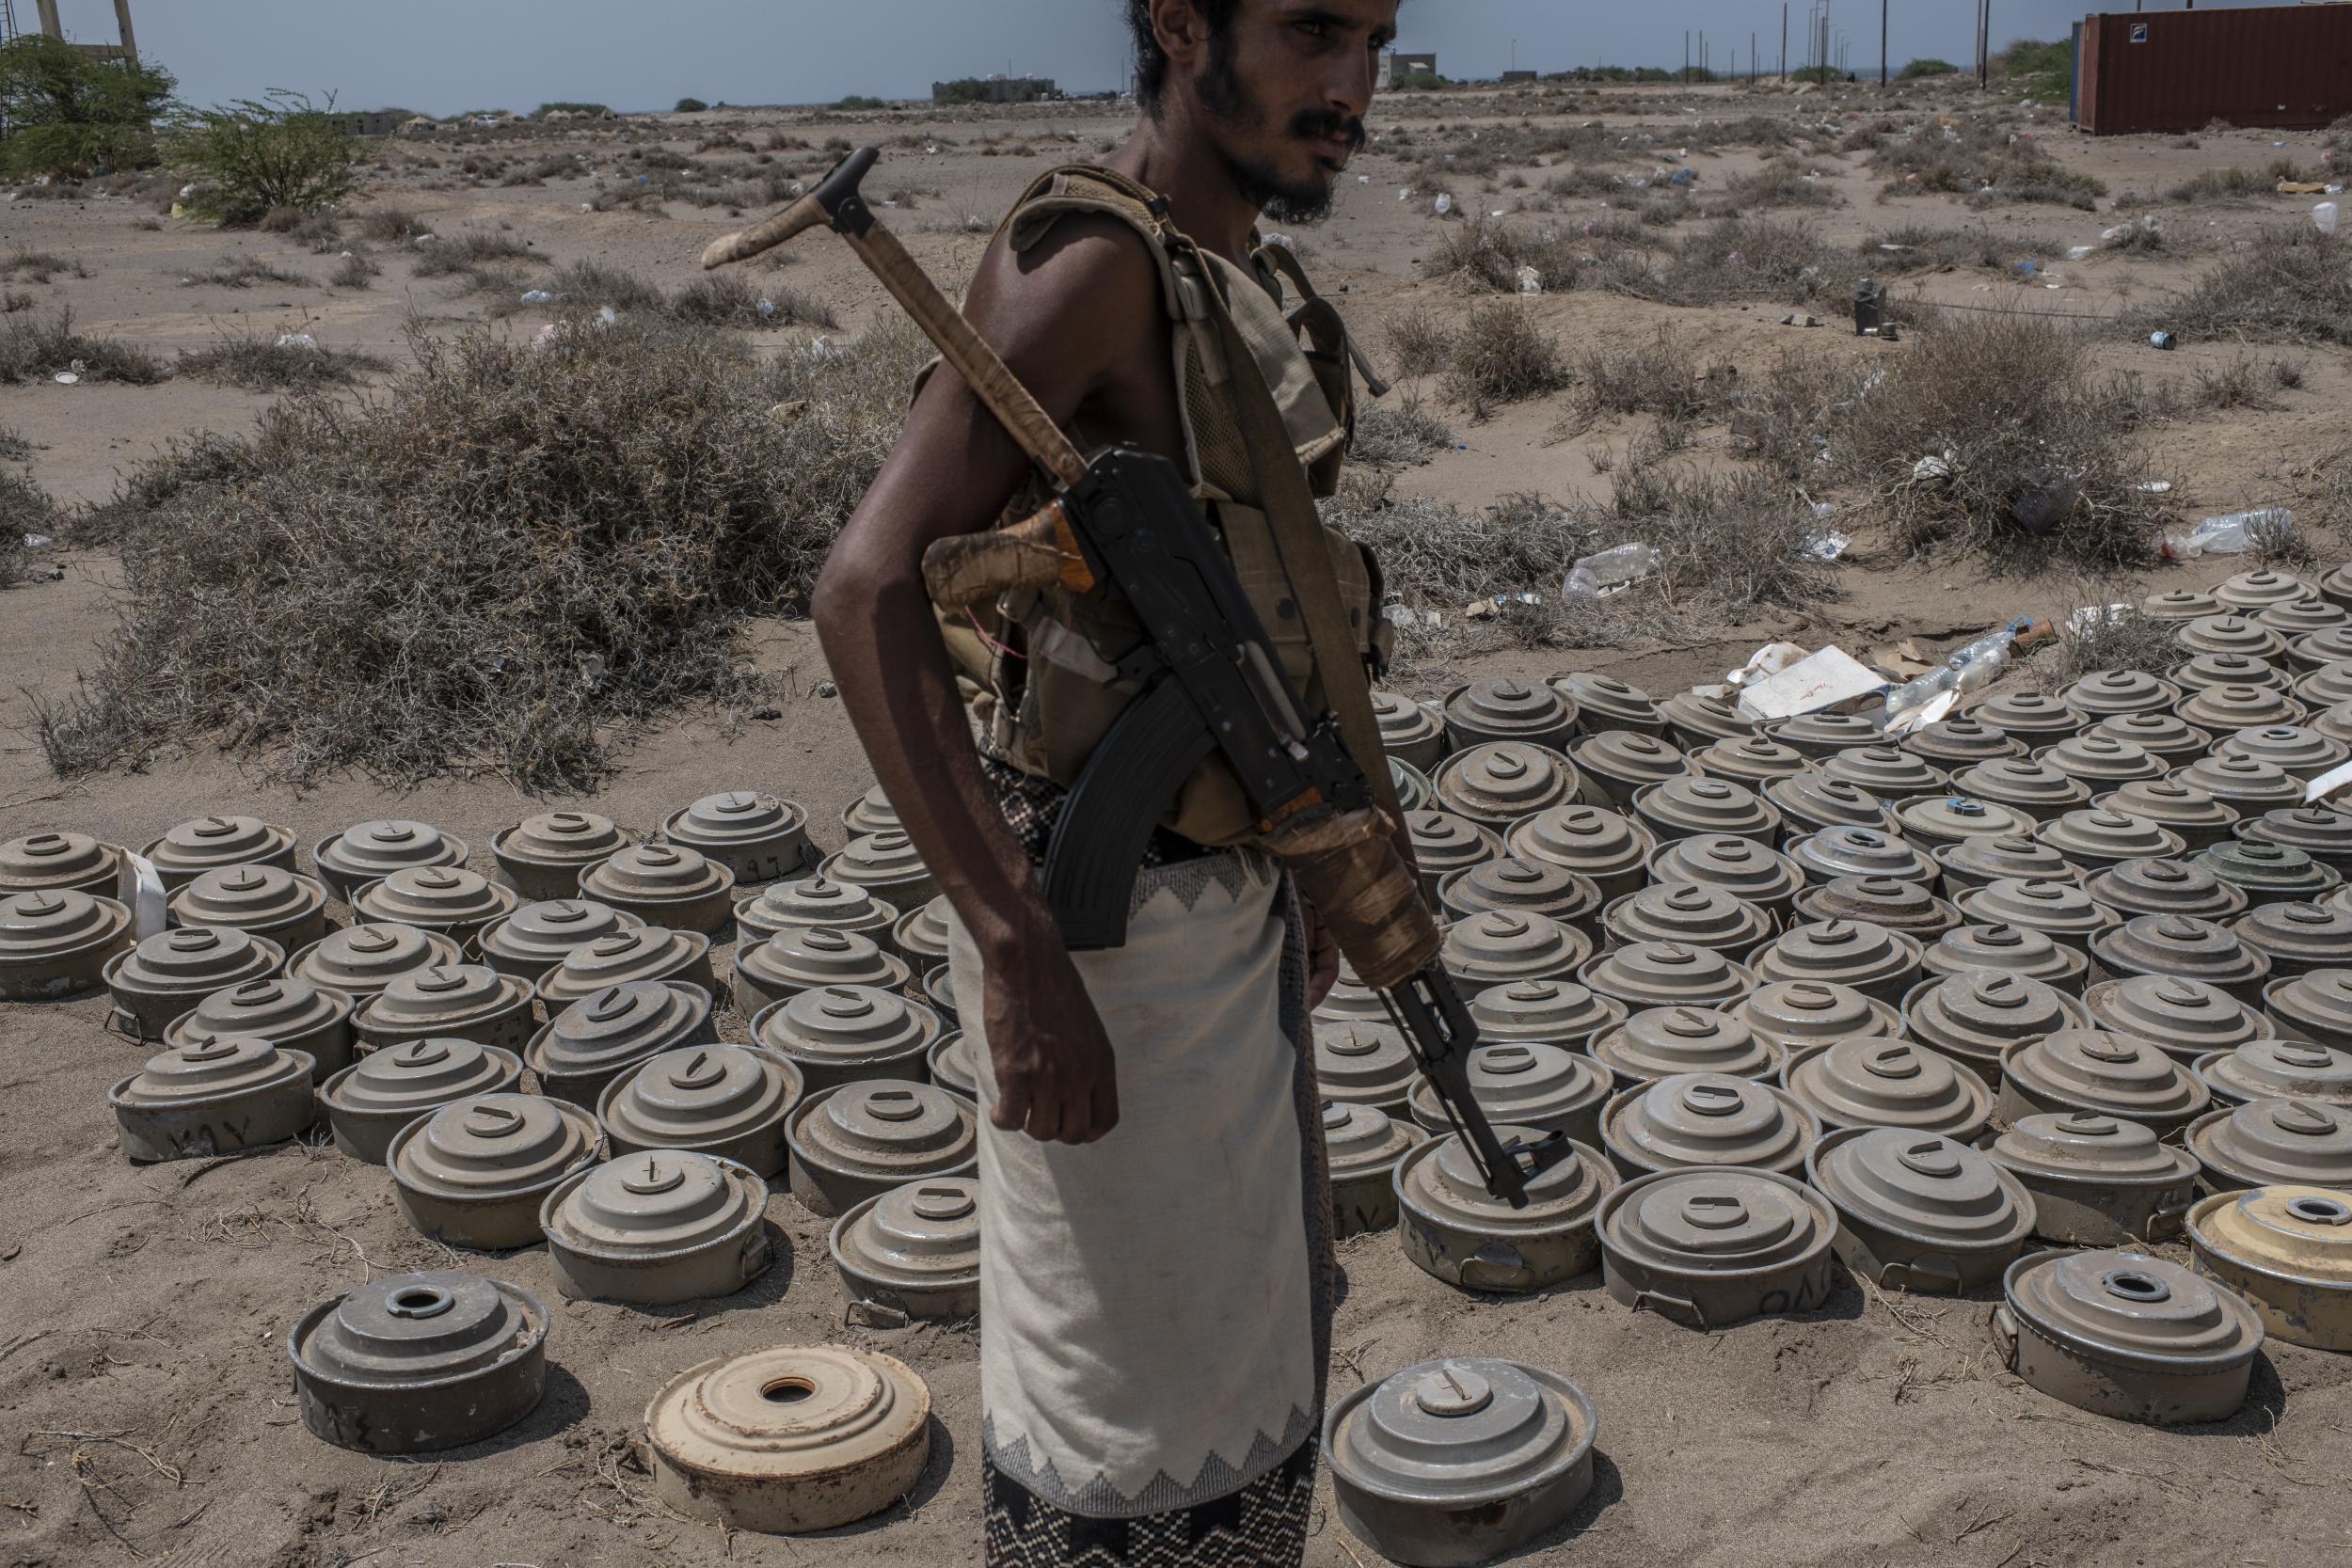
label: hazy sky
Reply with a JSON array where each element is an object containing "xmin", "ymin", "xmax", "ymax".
[{"xmin": 56, "ymin": 0, "xmax": 2285, "ymax": 116}]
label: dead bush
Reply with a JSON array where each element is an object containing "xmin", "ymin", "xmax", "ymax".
[
  {"xmin": 1349, "ymin": 388, "xmax": 1453, "ymax": 468},
  {"xmin": 0, "ymin": 469, "xmax": 60, "ymax": 586},
  {"xmin": 411, "ymin": 229, "xmax": 537, "ymax": 277},
  {"xmin": 667, "ymin": 273, "xmax": 837, "ymax": 330},
  {"xmin": 0, "ymin": 308, "xmax": 167, "ymax": 385},
  {"xmin": 181, "ymin": 254, "xmax": 307, "ymax": 289},
  {"xmin": 2190, "ymin": 354, "xmax": 2284, "ymax": 413},
  {"xmin": 545, "ymin": 260, "xmax": 664, "ymax": 313},
  {"xmin": 2, "ymin": 249, "xmax": 88, "ymax": 283},
  {"xmin": 1383, "ymin": 304, "xmax": 1454, "ymax": 376},
  {"xmin": 2131, "ymin": 225, "xmax": 2352, "ymax": 345},
  {"xmin": 2164, "ymin": 166, "xmax": 2273, "ymax": 205},
  {"xmin": 1322, "ymin": 476, "xmax": 1592, "ymax": 660},
  {"xmin": 330, "ymin": 251, "xmax": 379, "ymax": 289},
  {"xmin": 1570, "ymin": 330, "xmax": 1724, "ymax": 427},
  {"xmin": 1862, "ymin": 224, "xmax": 2057, "ymax": 274},
  {"xmin": 1441, "ymin": 300, "xmax": 1568, "ymax": 418},
  {"xmin": 356, "ymin": 205, "xmax": 423, "ymax": 243},
  {"xmin": 1835, "ymin": 311, "xmax": 2166, "ymax": 566},
  {"xmin": 284, "ymin": 211, "xmax": 346, "ymax": 253},
  {"xmin": 1724, "ymin": 162, "xmax": 1840, "ymax": 210},
  {"xmin": 35, "ymin": 314, "xmax": 931, "ymax": 788},
  {"xmin": 1422, "ymin": 215, "xmax": 1584, "ymax": 293},
  {"xmin": 178, "ymin": 330, "xmax": 387, "ymax": 391},
  {"xmin": 1607, "ymin": 216, "xmax": 1855, "ymax": 308}
]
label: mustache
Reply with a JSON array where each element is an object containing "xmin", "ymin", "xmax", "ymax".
[{"xmin": 1291, "ymin": 109, "xmax": 1366, "ymax": 152}]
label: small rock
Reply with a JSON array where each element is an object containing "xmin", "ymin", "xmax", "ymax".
[
  {"xmin": 814, "ymin": 680, "xmax": 838, "ymax": 700},
  {"xmin": 751, "ymin": 705, "xmax": 783, "ymax": 721}
]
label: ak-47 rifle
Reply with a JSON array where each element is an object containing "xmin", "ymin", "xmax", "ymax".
[{"xmin": 705, "ymin": 150, "xmax": 1570, "ymax": 1207}]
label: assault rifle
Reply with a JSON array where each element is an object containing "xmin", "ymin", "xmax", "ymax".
[{"xmin": 705, "ymin": 150, "xmax": 1569, "ymax": 1206}]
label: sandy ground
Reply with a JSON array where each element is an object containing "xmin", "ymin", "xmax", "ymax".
[{"xmin": 4, "ymin": 76, "xmax": 2352, "ymax": 1568}]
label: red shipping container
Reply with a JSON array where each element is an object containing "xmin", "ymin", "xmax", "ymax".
[{"xmin": 2077, "ymin": 5, "xmax": 2352, "ymax": 135}]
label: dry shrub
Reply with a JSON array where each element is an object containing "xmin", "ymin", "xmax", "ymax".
[
  {"xmin": 1441, "ymin": 300, "xmax": 1568, "ymax": 418},
  {"xmin": 285, "ymin": 211, "xmax": 346, "ymax": 252},
  {"xmin": 546, "ymin": 260, "xmax": 664, "ymax": 313},
  {"xmin": 2, "ymin": 249, "xmax": 87, "ymax": 283},
  {"xmin": 1835, "ymin": 312, "xmax": 2165, "ymax": 566},
  {"xmin": 2134, "ymin": 226, "xmax": 2352, "ymax": 345},
  {"xmin": 1, "ymin": 468, "xmax": 60, "ymax": 586},
  {"xmin": 0, "ymin": 308, "xmax": 167, "ymax": 385},
  {"xmin": 36, "ymin": 314, "xmax": 930, "ymax": 788},
  {"xmin": 1609, "ymin": 216, "xmax": 1855, "ymax": 308},
  {"xmin": 1349, "ymin": 388, "xmax": 1453, "ymax": 468},
  {"xmin": 180, "ymin": 254, "xmax": 306, "ymax": 289},
  {"xmin": 2164, "ymin": 166, "xmax": 2271, "ymax": 205},
  {"xmin": 1862, "ymin": 224, "xmax": 2057, "ymax": 274},
  {"xmin": 356, "ymin": 205, "xmax": 423, "ymax": 242},
  {"xmin": 411, "ymin": 229, "xmax": 537, "ymax": 276},
  {"xmin": 1423, "ymin": 215, "xmax": 1584, "ymax": 293},
  {"xmin": 1322, "ymin": 476, "xmax": 1592, "ymax": 659},
  {"xmin": 1383, "ymin": 304, "xmax": 1454, "ymax": 376},
  {"xmin": 2034, "ymin": 593, "xmax": 2184, "ymax": 693},
  {"xmin": 1569, "ymin": 330, "xmax": 1726, "ymax": 427},
  {"xmin": 1724, "ymin": 162, "xmax": 1840, "ymax": 210},
  {"xmin": 178, "ymin": 330, "xmax": 387, "ymax": 391},
  {"xmin": 330, "ymin": 251, "xmax": 379, "ymax": 289},
  {"xmin": 2190, "ymin": 354, "xmax": 2285, "ymax": 413},
  {"xmin": 668, "ymin": 272, "xmax": 837, "ymax": 330}
]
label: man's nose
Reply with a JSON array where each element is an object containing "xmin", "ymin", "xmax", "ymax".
[{"xmin": 1329, "ymin": 42, "xmax": 1374, "ymax": 119}]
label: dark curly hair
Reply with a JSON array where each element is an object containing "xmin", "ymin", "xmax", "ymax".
[{"xmin": 1126, "ymin": 0, "xmax": 1242, "ymax": 114}]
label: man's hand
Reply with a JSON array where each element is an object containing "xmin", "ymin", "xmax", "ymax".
[{"xmin": 983, "ymin": 942, "xmax": 1120, "ymax": 1145}]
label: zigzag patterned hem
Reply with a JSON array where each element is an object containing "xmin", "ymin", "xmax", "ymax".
[{"xmin": 983, "ymin": 1438, "xmax": 1316, "ymax": 1568}]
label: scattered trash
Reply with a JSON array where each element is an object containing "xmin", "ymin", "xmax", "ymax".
[
  {"xmin": 1882, "ymin": 618, "xmax": 2047, "ymax": 729},
  {"xmin": 2278, "ymin": 181, "xmax": 2328, "ymax": 197},
  {"xmin": 815, "ymin": 679, "xmax": 838, "ymax": 699},
  {"xmin": 1804, "ymin": 531, "xmax": 1851, "ymax": 562},
  {"xmin": 275, "ymin": 333, "xmax": 318, "ymax": 351},
  {"xmin": 1725, "ymin": 642, "xmax": 1810, "ymax": 689},
  {"xmin": 2068, "ymin": 245, "xmax": 2096, "ymax": 261},
  {"xmin": 755, "ymin": 297, "xmax": 776, "ymax": 319},
  {"xmin": 807, "ymin": 335, "xmax": 841, "ymax": 361},
  {"xmin": 1738, "ymin": 645, "xmax": 1887, "ymax": 721},
  {"xmin": 1562, "ymin": 542, "xmax": 1661, "ymax": 600},
  {"xmin": 22, "ymin": 532, "xmax": 53, "ymax": 548},
  {"xmin": 1853, "ymin": 277, "xmax": 1885, "ymax": 336},
  {"xmin": 2148, "ymin": 330, "xmax": 2179, "ymax": 351},
  {"xmin": 2015, "ymin": 260, "xmax": 2037, "ymax": 276},
  {"xmin": 2317, "ymin": 201, "xmax": 2340, "ymax": 237},
  {"xmin": 2137, "ymin": 480, "xmax": 2172, "ymax": 494},
  {"xmin": 1870, "ymin": 639, "xmax": 1935, "ymax": 680},
  {"xmin": 2066, "ymin": 603, "xmax": 2133, "ymax": 637},
  {"xmin": 51, "ymin": 372, "xmax": 76, "ymax": 385},
  {"xmin": 1912, "ymin": 452, "xmax": 1954, "ymax": 483},
  {"xmin": 1517, "ymin": 265, "xmax": 1542, "ymax": 296},
  {"xmin": 597, "ymin": 305, "xmax": 619, "ymax": 326},
  {"xmin": 1358, "ymin": 175, "xmax": 1371, "ymax": 183},
  {"xmin": 521, "ymin": 289, "xmax": 552, "ymax": 304},
  {"xmin": 1434, "ymin": 194, "xmax": 1454, "ymax": 216},
  {"xmin": 414, "ymin": 233, "xmax": 437, "ymax": 246},
  {"xmin": 2161, "ymin": 508, "xmax": 2293, "ymax": 561},
  {"xmin": 2010, "ymin": 470, "xmax": 2077, "ymax": 536}
]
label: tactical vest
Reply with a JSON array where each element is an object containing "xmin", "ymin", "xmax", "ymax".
[{"xmin": 936, "ymin": 165, "xmax": 1394, "ymax": 847}]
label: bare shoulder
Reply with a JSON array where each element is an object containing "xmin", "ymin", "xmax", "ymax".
[{"xmin": 962, "ymin": 210, "xmax": 1165, "ymax": 380}]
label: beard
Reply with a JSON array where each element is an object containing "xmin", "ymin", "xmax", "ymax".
[{"xmin": 1197, "ymin": 29, "xmax": 1363, "ymax": 224}]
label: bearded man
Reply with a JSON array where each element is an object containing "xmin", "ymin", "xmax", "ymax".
[{"xmin": 814, "ymin": 3, "xmax": 1400, "ymax": 1563}]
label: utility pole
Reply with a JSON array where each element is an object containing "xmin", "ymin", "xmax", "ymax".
[
  {"xmin": 1881, "ymin": 0, "xmax": 1888, "ymax": 87},
  {"xmin": 1753, "ymin": 31, "xmax": 1758, "ymax": 82},
  {"xmin": 1781, "ymin": 3, "xmax": 1788, "ymax": 81}
]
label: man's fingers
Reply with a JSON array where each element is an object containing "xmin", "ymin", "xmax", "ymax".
[
  {"xmin": 991, "ymin": 1072, "xmax": 1033, "ymax": 1132},
  {"xmin": 1088, "ymin": 1075, "xmax": 1120, "ymax": 1143}
]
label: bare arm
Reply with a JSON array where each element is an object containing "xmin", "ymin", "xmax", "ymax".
[{"xmin": 812, "ymin": 218, "xmax": 1169, "ymax": 1146}]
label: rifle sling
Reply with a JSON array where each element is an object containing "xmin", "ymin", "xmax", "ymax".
[{"xmin": 1196, "ymin": 265, "xmax": 1404, "ymax": 831}]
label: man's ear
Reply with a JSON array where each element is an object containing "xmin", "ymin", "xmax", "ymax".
[{"xmin": 1149, "ymin": 0, "xmax": 1210, "ymax": 73}]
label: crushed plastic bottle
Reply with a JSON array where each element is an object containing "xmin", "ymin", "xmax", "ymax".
[
  {"xmin": 2160, "ymin": 508, "xmax": 2295, "ymax": 561},
  {"xmin": 1562, "ymin": 543, "xmax": 1661, "ymax": 600},
  {"xmin": 1884, "ymin": 618, "xmax": 2032, "ymax": 722},
  {"xmin": 2317, "ymin": 201, "xmax": 2340, "ymax": 237}
]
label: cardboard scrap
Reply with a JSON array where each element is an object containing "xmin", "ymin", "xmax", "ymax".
[
  {"xmin": 1735, "ymin": 645, "xmax": 1887, "ymax": 721},
  {"xmin": 1870, "ymin": 638, "xmax": 1933, "ymax": 679}
]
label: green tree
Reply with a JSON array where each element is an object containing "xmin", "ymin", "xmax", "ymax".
[
  {"xmin": 0, "ymin": 34, "xmax": 177, "ymax": 177},
  {"xmin": 674, "ymin": 96, "xmax": 708, "ymax": 113},
  {"xmin": 168, "ymin": 91, "xmax": 358, "ymax": 224},
  {"xmin": 1899, "ymin": 57, "xmax": 1959, "ymax": 79}
]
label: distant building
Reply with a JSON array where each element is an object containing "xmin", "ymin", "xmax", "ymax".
[
  {"xmin": 1378, "ymin": 51, "xmax": 1438, "ymax": 87},
  {"xmin": 330, "ymin": 108, "xmax": 409, "ymax": 138},
  {"xmin": 398, "ymin": 116, "xmax": 440, "ymax": 135},
  {"xmin": 932, "ymin": 75, "xmax": 1058, "ymax": 104},
  {"xmin": 1500, "ymin": 70, "xmax": 1538, "ymax": 84}
]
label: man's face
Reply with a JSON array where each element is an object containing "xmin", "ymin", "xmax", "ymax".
[{"xmin": 1192, "ymin": 0, "xmax": 1397, "ymax": 223}]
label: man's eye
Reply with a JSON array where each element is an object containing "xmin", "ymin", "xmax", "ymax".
[{"xmin": 1295, "ymin": 20, "xmax": 1328, "ymax": 39}]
